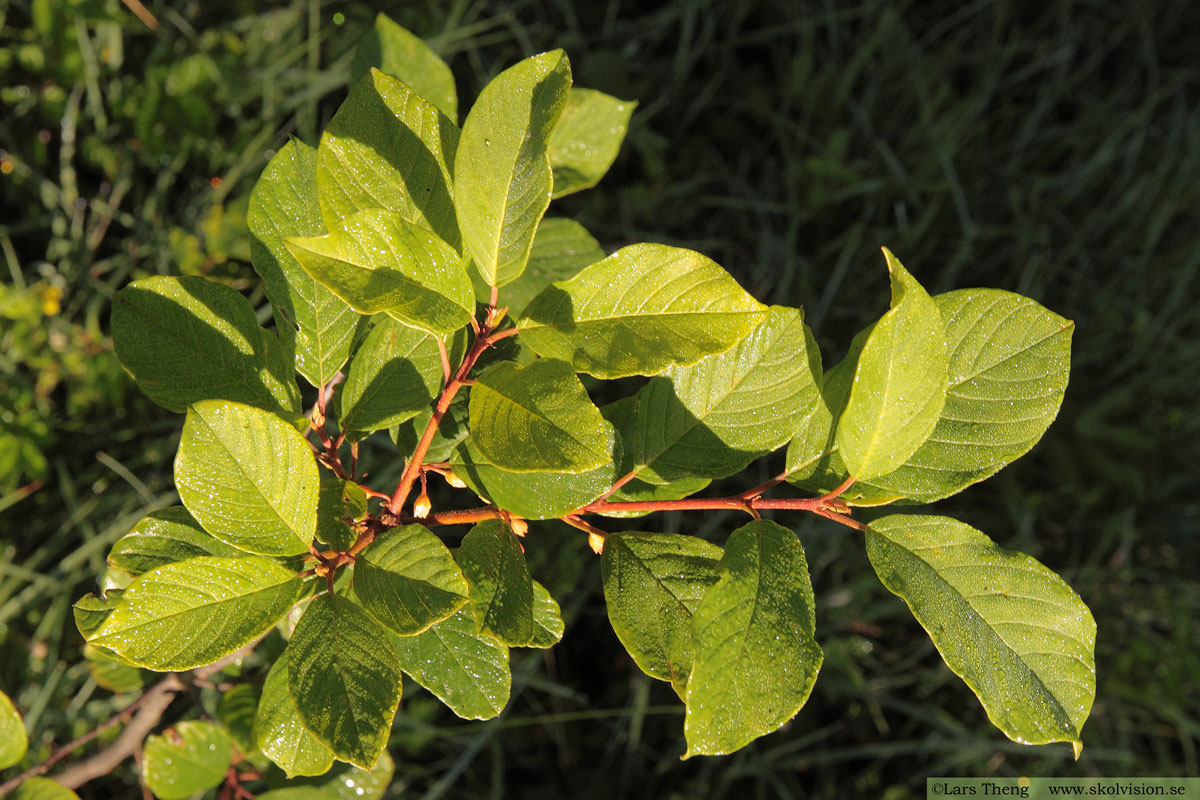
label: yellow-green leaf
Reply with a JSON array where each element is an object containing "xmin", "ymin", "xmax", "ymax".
[
  {"xmin": 249, "ymin": 139, "xmax": 359, "ymax": 387},
  {"xmin": 548, "ymin": 88, "xmax": 635, "ymax": 197},
  {"xmin": 285, "ymin": 208, "xmax": 474, "ymax": 335},
  {"xmin": 175, "ymin": 400, "xmax": 318, "ymax": 556},
  {"xmin": 836, "ymin": 249, "xmax": 947, "ymax": 481},
  {"xmin": 317, "ymin": 68, "xmax": 459, "ymax": 248},
  {"xmin": 468, "ymin": 359, "xmax": 610, "ymax": 473},
  {"xmin": 684, "ymin": 520, "xmax": 822, "ymax": 757},
  {"xmin": 456, "ymin": 50, "xmax": 572, "ymax": 287},
  {"xmin": 107, "ymin": 506, "xmax": 244, "ymax": 576},
  {"xmin": 518, "ymin": 243, "xmax": 768, "ymax": 378},
  {"xmin": 142, "ymin": 721, "xmax": 232, "ymax": 800},
  {"xmin": 350, "ymin": 13, "xmax": 457, "ymax": 121},
  {"xmin": 629, "ymin": 306, "xmax": 822, "ymax": 481},
  {"xmin": 866, "ymin": 514, "xmax": 1095, "ymax": 757},
  {"xmin": 87, "ymin": 556, "xmax": 304, "ymax": 671},
  {"xmin": 0, "ymin": 688, "xmax": 27, "ymax": 769}
]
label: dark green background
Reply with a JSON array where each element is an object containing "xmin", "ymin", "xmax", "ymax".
[{"xmin": 1, "ymin": 1, "xmax": 1196, "ymax": 797}]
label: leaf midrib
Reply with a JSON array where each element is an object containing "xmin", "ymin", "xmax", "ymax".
[{"xmin": 194, "ymin": 410, "xmax": 310, "ymax": 549}]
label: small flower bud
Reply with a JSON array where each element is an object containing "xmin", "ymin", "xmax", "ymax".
[
  {"xmin": 588, "ymin": 532, "xmax": 606, "ymax": 555},
  {"xmin": 443, "ymin": 468, "xmax": 467, "ymax": 489},
  {"xmin": 413, "ymin": 491, "xmax": 431, "ymax": 519},
  {"xmin": 509, "ymin": 516, "xmax": 528, "ymax": 537}
]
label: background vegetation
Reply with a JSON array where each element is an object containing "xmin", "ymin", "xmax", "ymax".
[{"xmin": 2, "ymin": 0, "xmax": 1196, "ymax": 797}]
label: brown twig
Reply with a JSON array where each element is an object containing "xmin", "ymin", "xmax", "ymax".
[{"xmin": 386, "ymin": 309, "xmax": 506, "ymax": 516}]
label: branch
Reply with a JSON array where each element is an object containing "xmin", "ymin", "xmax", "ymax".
[
  {"xmin": 386, "ymin": 312, "xmax": 505, "ymax": 516},
  {"xmin": 396, "ymin": 487, "xmax": 870, "ymax": 534}
]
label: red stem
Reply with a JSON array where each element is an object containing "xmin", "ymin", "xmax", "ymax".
[
  {"xmin": 403, "ymin": 493, "xmax": 869, "ymax": 533},
  {"xmin": 387, "ymin": 317, "xmax": 502, "ymax": 515}
]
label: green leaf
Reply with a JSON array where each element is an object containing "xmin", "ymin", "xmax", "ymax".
[
  {"xmin": 107, "ymin": 507, "xmax": 245, "ymax": 576},
  {"xmin": 629, "ymin": 306, "xmax": 822, "ymax": 482},
  {"xmin": 601, "ymin": 533, "xmax": 723, "ymax": 697},
  {"xmin": 858, "ymin": 289, "xmax": 1074, "ymax": 501},
  {"xmin": 468, "ymin": 359, "xmax": 610, "ymax": 473},
  {"xmin": 219, "ymin": 683, "xmax": 260, "ymax": 753},
  {"xmin": 314, "ymin": 475, "xmax": 365, "ymax": 552},
  {"xmin": 175, "ymin": 400, "xmax": 318, "ymax": 556},
  {"xmin": 354, "ymin": 524, "xmax": 470, "ymax": 636},
  {"xmin": 500, "ymin": 218, "xmax": 605, "ymax": 317},
  {"xmin": 350, "ymin": 13, "xmax": 458, "ymax": 121},
  {"xmin": 455, "ymin": 519, "xmax": 534, "ymax": 646},
  {"xmin": 518, "ymin": 243, "xmax": 768, "ymax": 378},
  {"xmin": 528, "ymin": 581, "xmax": 565, "ymax": 648},
  {"xmin": 263, "ymin": 752, "xmax": 394, "ymax": 800},
  {"xmin": 338, "ymin": 317, "xmax": 443, "ymax": 435},
  {"xmin": 254, "ymin": 650, "xmax": 335, "ymax": 778},
  {"xmin": 9, "ymin": 778, "xmax": 81, "ymax": 800},
  {"xmin": 111, "ymin": 275, "xmax": 300, "ymax": 415},
  {"xmin": 72, "ymin": 591, "xmax": 122, "ymax": 640},
  {"xmin": 288, "ymin": 594, "xmax": 402, "ymax": 769},
  {"xmin": 87, "ymin": 556, "xmax": 304, "ymax": 671},
  {"xmin": 0, "ymin": 688, "xmax": 27, "ymax": 769},
  {"xmin": 389, "ymin": 606, "xmax": 511, "ymax": 720},
  {"xmin": 304, "ymin": 751, "xmax": 394, "ymax": 800},
  {"xmin": 142, "ymin": 720, "xmax": 232, "ymax": 800},
  {"xmin": 785, "ymin": 326, "xmax": 896, "ymax": 501},
  {"xmin": 548, "ymin": 88, "xmax": 635, "ymax": 198},
  {"xmin": 866, "ymin": 514, "xmax": 1095, "ymax": 757},
  {"xmin": 835, "ymin": 249, "xmax": 948, "ymax": 481},
  {"xmin": 317, "ymin": 68, "xmax": 459, "ymax": 248},
  {"xmin": 256, "ymin": 790, "xmax": 339, "ymax": 800},
  {"xmin": 449, "ymin": 426, "xmax": 617, "ymax": 520},
  {"xmin": 684, "ymin": 520, "xmax": 823, "ymax": 757},
  {"xmin": 83, "ymin": 644, "xmax": 146, "ymax": 693},
  {"xmin": 783, "ymin": 388, "xmax": 835, "ymax": 485},
  {"xmin": 249, "ymin": 139, "xmax": 359, "ymax": 387},
  {"xmin": 456, "ymin": 50, "xmax": 572, "ymax": 287},
  {"xmin": 285, "ymin": 208, "xmax": 474, "ymax": 335}
]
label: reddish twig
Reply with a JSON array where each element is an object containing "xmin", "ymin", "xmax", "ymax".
[{"xmin": 386, "ymin": 311, "xmax": 506, "ymax": 516}]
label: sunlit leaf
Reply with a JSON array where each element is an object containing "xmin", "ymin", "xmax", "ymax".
[
  {"xmin": 684, "ymin": 520, "xmax": 822, "ymax": 756},
  {"xmin": 87, "ymin": 556, "xmax": 303, "ymax": 671},
  {"xmin": 142, "ymin": 720, "xmax": 232, "ymax": 800},
  {"xmin": 456, "ymin": 50, "xmax": 571, "ymax": 287},
  {"xmin": 548, "ymin": 88, "xmax": 635, "ymax": 197},
  {"xmin": 519, "ymin": 243, "xmax": 767, "ymax": 378},
  {"xmin": 866, "ymin": 514, "xmax": 1095, "ymax": 757},
  {"xmin": 350, "ymin": 12, "xmax": 457, "ymax": 120},
  {"xmin": 317, "ymin": 68, "xmax": 459, "ymax": 248},
  {"xmin": 835, "ymin": 249, "xmax": 947, "ymax": 480},
  {"xmin": 175, "ymin": 400, "xmax": 318, "ymax": 556}
]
